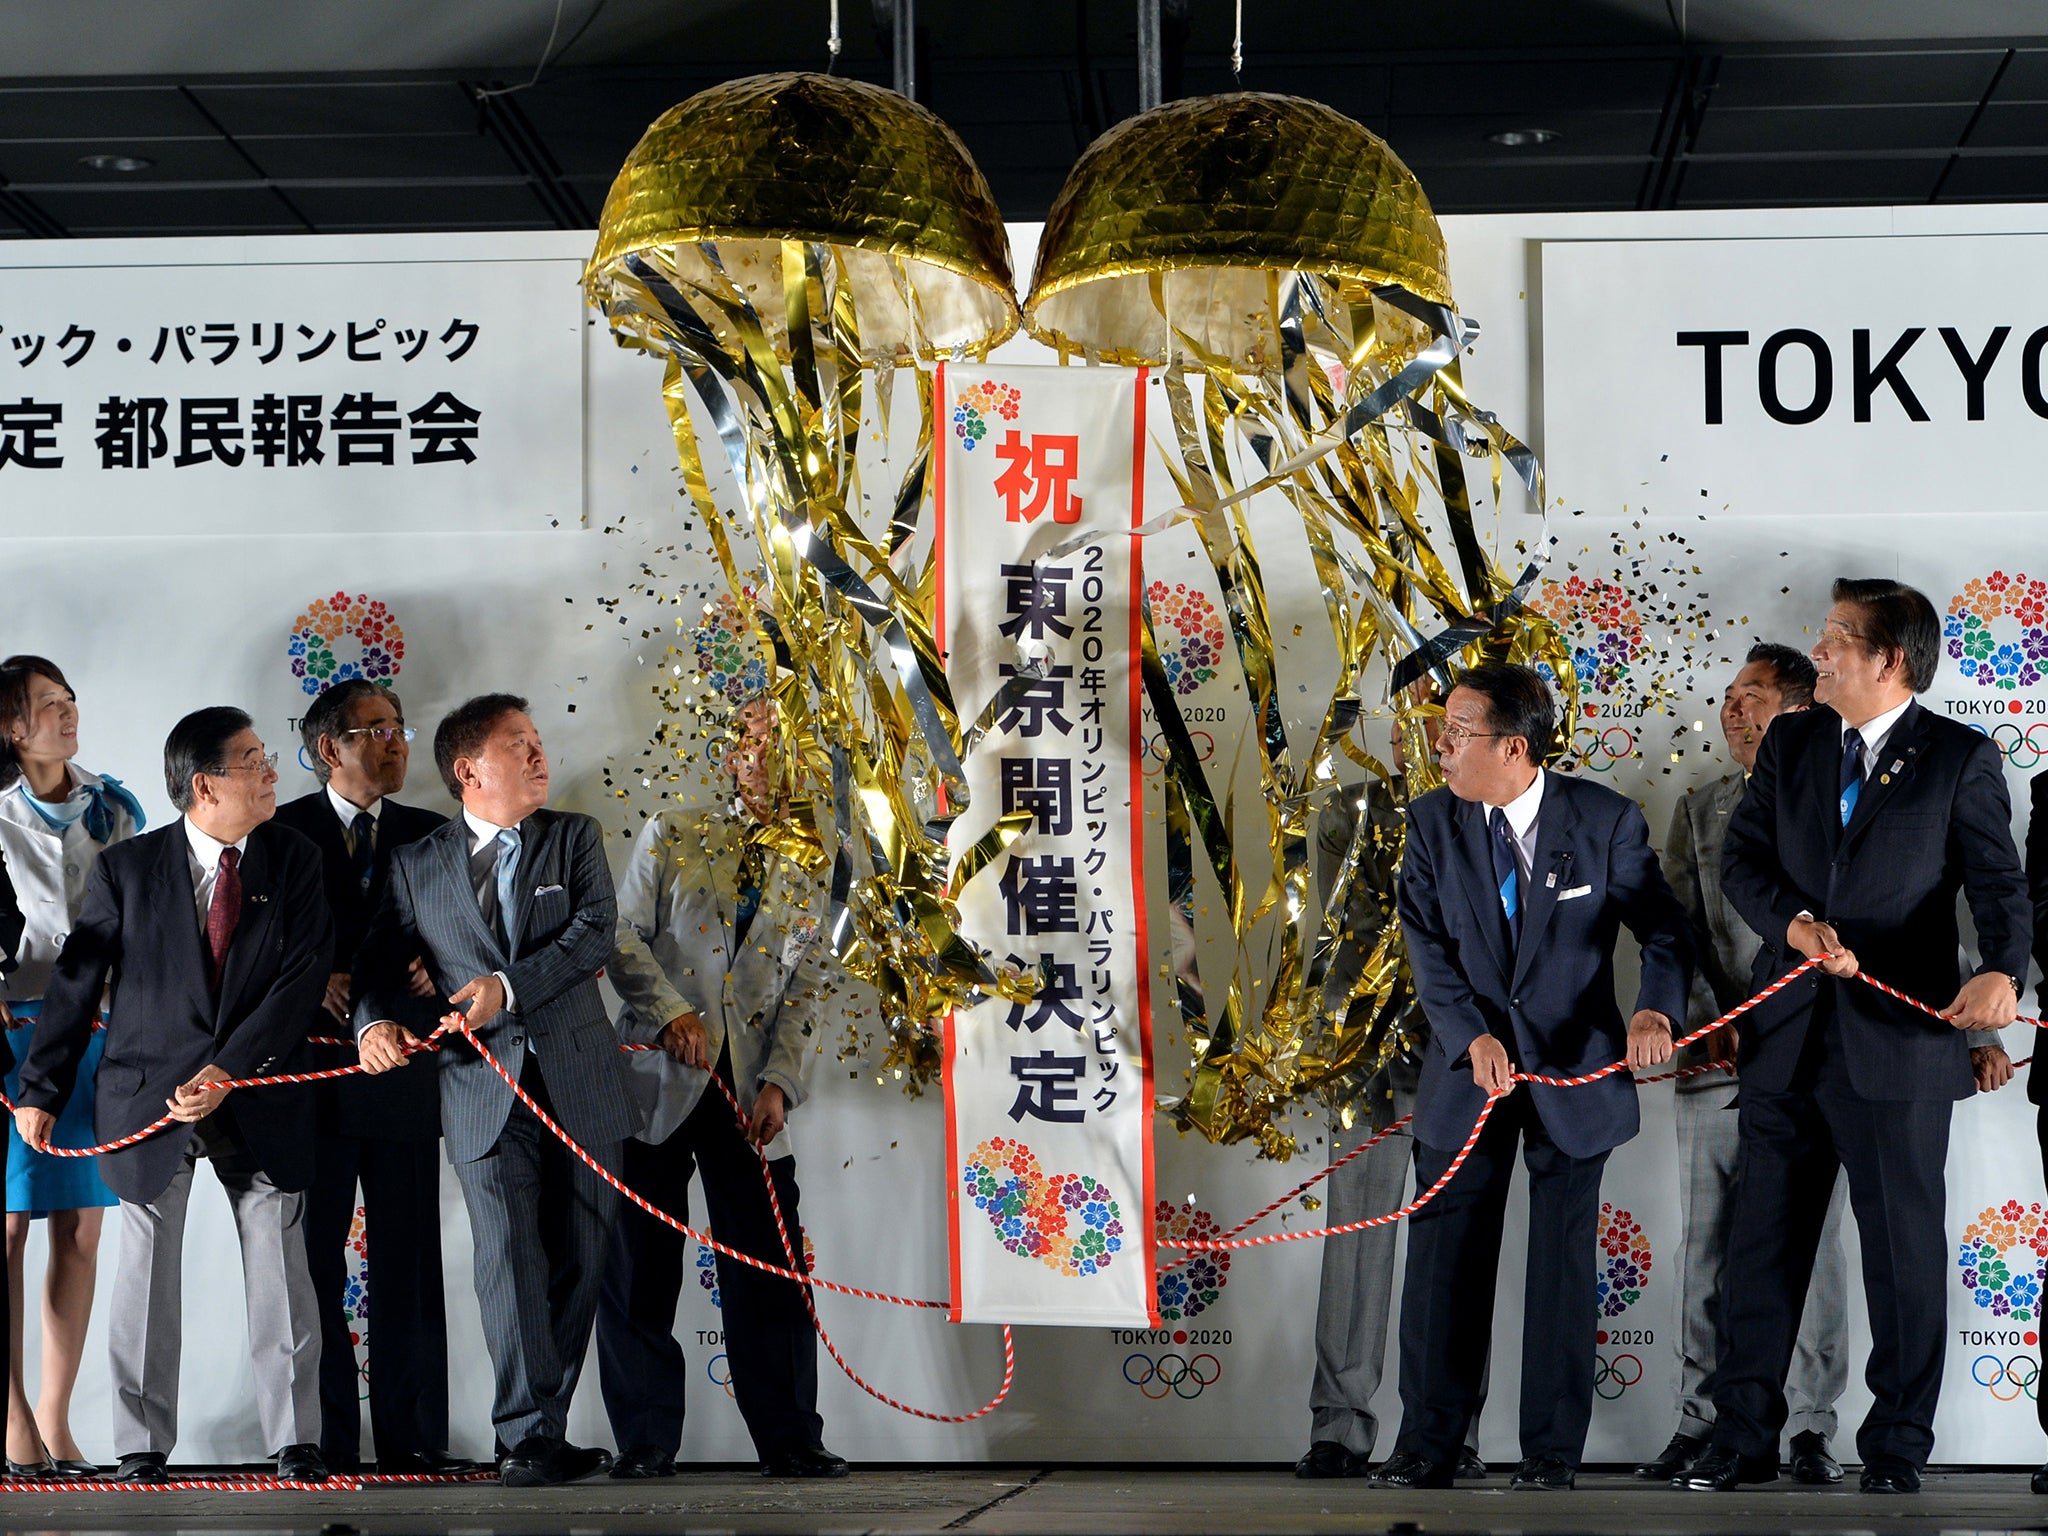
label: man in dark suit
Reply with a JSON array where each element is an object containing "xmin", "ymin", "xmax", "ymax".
[
  {"xmin": 1369, "ymin": 662, "xmax": 1692, "ymax": 1493},
  {"xmin": 275, "ymin": 679, "xmax": 472, "ymax": 1477},
  {"xmin": 1687, "ymin": 577, "xmax": 2027, "ymax": 1496},
  {"xmin": 353, "ymin": 693, "xmax": 639, "ymax": 1488},
  {"xmin": 2024, "ymin": 762, "xmax": 2048, "ymax": 1493},
  {"xmin": 13, "ymin": 707, "xmax": 332, "ymax": 1485}
]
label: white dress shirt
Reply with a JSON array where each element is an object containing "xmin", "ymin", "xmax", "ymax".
[
  {"xmin": 326, "ymin": 783, "xmax": 382, "ymax": 851},
  {"xmin": 1841, "ymin": 697, "xmax": 1912, "ymax": 777},
  {"xmin": 1488, "ymin": 768, "xmax": 1545, "ymax": 888},
  {"xmin": 183, "ymin": 817, "xmax": 250, "ymax": 931}
]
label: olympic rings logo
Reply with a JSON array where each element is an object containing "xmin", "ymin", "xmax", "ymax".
[
  {"xmin": 1592, "ymin": 1352, "xmax": 1642, "ymax": 1400},
  {"xmin": 1973, "ymin": 1354, "xmax": 2040, "ymax": 1401},
  {"xmin": 1968, "ymin": 721, "xmax": 2048, "ymax": 769},
  {"xmin": 1570, "ymin": 725, "xmax": 1638, "ymax": 774},
  {"xmin": 1122, "ymin": 1351, "xmax": 1222, "ymax": 1400},
  {"xmin": 707, "ymin": 1352, "xmax": 736, "ymax": 1400},
  {"xmin": 1139, "ymin": 731, "xmax": 1216, "ymax": 774}
]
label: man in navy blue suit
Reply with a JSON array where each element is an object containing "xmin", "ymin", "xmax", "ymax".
[
  {"xmin": 1369, "ymin": 662, "xmax": 1692, "ymax": 1492},
  {"xmin": 1687, "ymin": 578, "xmax": 2026, "ymax": 1496}
]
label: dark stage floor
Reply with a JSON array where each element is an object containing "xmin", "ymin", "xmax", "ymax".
[{"xmin": 5, "ymin": 1467, "xmax": 2048, "ymax": 1534}]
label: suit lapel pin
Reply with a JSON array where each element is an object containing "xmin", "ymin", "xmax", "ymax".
[{"xmin": 1545, "ymin": 872, "xmax": 1558, "ymax": 888}]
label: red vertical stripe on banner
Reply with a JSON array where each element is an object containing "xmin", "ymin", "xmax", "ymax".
[
  {"xmin": 1130, "ymin": 368, "xmax": 1160, "ymax": 1327},
  {"xmin": 933, "ymin": 363, "xmax": 964, "ymax": 1323}
]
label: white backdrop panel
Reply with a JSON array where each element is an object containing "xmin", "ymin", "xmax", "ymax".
[{"xmin": 6, "ymin": 207, "xmax": 2048, "ymax": 1464}]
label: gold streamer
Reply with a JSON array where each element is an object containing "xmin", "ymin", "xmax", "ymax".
[
  {"xmin": 1026, "ymin": 93, "xmax": 1577, "ymax": 1152},
  {"xmin": 588, "ymin": 76, "xmax": 1033, "ymax": 1086}
]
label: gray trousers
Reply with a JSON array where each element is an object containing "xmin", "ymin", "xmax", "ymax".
[
  {"xmin": 1310, "ymin": 1069, "xmax": 1485, "ymax": 1458},
  {"xmin": 453, "ymin": 1057, "xmax": 620, "ymax": 1448},
  {"xmin": 110, "ymin": 1141, "xmax": 322, "ymax": 1457},
  {"xmin": 1675, "ymin": 1072, "xmax": 1848, "ymax": 1441}
]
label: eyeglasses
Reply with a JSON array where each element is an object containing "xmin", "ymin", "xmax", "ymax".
[
  {"xmin": 210, "ymin": 752, "xmax": 280, "ymax": 777},
  {"xmin": 340, "ymin": 725, "xmax": 416, "ymax": 744},
  {"xmin": 1436, "ymin": 724, "xmax": 1505, "ymax": 749}
]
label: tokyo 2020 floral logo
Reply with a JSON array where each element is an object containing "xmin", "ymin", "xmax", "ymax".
[
  {"xmin": 342, "ymin": 1204, "xmax": 370, "ymax": 1399},
  {"xmin": 1528, "ymin": 577, "xmax": 1647, "ymax": 695},
  {"xmin": 1597, "ymin": 1202, "xmax": 1652, "ymax": 1317},
  {"xmin": 1146, "ymin": 582, "xmax": 1227, "ymax": 696},
  {"xmin": 288, "ymin": 592, "xmax": 404, "ymax": 697},
  {"xmin": 1946, "ymin": 573, "xmax": 2048, "ymax": 691},
  {"xmin": 1154, "ymin": 1202, "xmax": 1231, "ymax": 1322},
  {"xmin": 963, "ymin": 1136, "xmax": 1124, "ymax": 1277},
  {"xmin": 1958, "ymin": 1201, "xmax": 2048, "ymax": 1319},
  {"xmin": 692, "ymin": 590, "xmax": 768, "ymax": 704},
  {"xmin": 952, "ymin": 379, "xmax": 1021, "ymax": 451},
  {"xmin": 697, "ymin": 1229, "xmax": 814, "ymax": 1308}
]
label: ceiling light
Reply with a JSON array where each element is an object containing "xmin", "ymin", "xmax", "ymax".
[
  {"xmin": 77, "ymin": 153, "xmax": 153, "ymax": 173},
  {"xmin": 1486, "ymin": 128, "xmax": 1560, "ymax": 148}
]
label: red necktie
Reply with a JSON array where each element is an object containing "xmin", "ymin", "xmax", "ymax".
[{"xmin": 206, "ymin": 846, "xmax": 242, "ymax": 992}]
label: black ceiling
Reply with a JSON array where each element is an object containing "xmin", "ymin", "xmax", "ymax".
[{"xmin": 3, "ymin": 3, "xmax": 2048, "ymax": 242}]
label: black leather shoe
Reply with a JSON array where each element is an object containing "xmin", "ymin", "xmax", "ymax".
[
  {"xmin": 1635, "ymin": 1430, "xmax": 1706, "ymax": 1481},
  {"xmin": 2031, "ymin": 1461, "xmax": 2048, "ymax": 1493},
  {"xmin": 276, "ymin": 1443, "xmax": 329, "ymax": 1483},
  {"xmin": 1294, "ymin": 1440, "xmax": 1359, "ymax": 1479},
  {"xmin": 113, "ymin": 1451, "xmax": 168, "ymax": 1485},
  {"xmin": 1455, "ymin": 1447, "xmax": 1488, "ymax": 1480},
  {"xmin": 1788, "ymin": 1430, "xmax": 1841, "ymax": 1485},
  {"xmin": 4, "ymin": 1457, "xmax": 58, "ymax": 1480},
  {"xmin": 52, "ymin": 1459, "xmax": 99, "ymax": 1479},
  {"xmin": 378, "ymin": 1448, "xmax": 482, "ymax": 1476},
  {"xmin": 1365, "ymin": 1449, "xmax": 1453, "ymax": 1490},
  {"xmin": 499, "ymin": 1436, "xmax": 613, "ymax": 1488},
  {"xmin": 611, "ymin": 1445, "xmax": 679, "ymax": 1480},
  {"xmin": 760, "ymin": 1444, "xmax": 850, "ymax": 1478},
  {"xmin": 1510, "ymin": 1454, "xmax": 1576, "ymax": 1490},
  {"xmin": 1859, "ymin": 1455, "xmax": 1920, "ymax": 1494},
  {"xmin": 1682, "ymin": 1445, "xmax": 1779, "ymax": 1490}
]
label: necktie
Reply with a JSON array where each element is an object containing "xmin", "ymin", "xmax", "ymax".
[
  {"xmin": 206, "ymin": 846, "xmax": 242, "ymax": 993},
  {"xmin": 1489, "ymin": 807, "xmax": 1522, "ymax": 949},
  {"xmin": 1839, "ymin": 727, "xmax": 1864, "ymax": 827},
  {"xmin": 348, "ymin": 811, "xmax": 376, "ymax": 897},
  {"xmin": 494, "ymin": 827, "xmax": 522, "ymax": 957},
  {"xmin": 734, "ymin": 844, "xmax": 765, "ymax": 950}
]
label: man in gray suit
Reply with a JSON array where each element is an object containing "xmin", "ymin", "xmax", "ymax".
[
  {"xmin": 595, "ymin": 700, "xmax": 845, "ymax": 1479},
  {"xmin": 1297, "ymin": 771, "xmax": 1485, "ymax": 1480},
  {"xmin": 1636, "ymin": 643, "xmax": 1849, "ymax": 1486},
  {"xmin": 353, "ymin": 694, "xmax": 640, "ymax": 1487}
]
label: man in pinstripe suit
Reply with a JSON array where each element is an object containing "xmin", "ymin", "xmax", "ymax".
[{"xmin": 353, "ymin": 694, "xmax": 641, "ymax": 1487}]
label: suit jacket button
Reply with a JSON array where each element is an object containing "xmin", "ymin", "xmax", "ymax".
[{"xmin": 512, "ymin": 1035, "xmax": 525, "ymax": 1047}]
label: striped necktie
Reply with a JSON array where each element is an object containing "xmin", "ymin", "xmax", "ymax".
[
  {"xmin": 1839, "ymin": 727, "xmax": 1864, "ymax": 827},
  {"xmin": 1489, "ymin": 807, "xmax": 1521, "ymax": 948}
]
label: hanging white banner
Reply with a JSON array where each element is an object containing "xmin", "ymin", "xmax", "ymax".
[{"xmin": 936, "ymin": 361, "xmax": 1158, "ymax": 1328}]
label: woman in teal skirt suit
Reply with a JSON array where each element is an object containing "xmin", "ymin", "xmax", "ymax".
[{"xmin": 0, "ymin": 657, "xmax": 140, "ymax": 1477}]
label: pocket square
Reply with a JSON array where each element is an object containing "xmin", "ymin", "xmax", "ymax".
[
  {"xmin": 1557, "ymin": 884, "xmax": 1594, "ymax": 901},
  {"xmin": 533, "ymin": 883, "xmax": 565, "ymax": 896}
]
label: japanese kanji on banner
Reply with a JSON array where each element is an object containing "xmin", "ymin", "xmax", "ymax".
[{"xmin": 936, "ymin": 362, "xmax": 1159, "ymax": 1328}]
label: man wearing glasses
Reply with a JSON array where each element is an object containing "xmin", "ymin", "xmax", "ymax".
[
  {"xmin": 14, "ymin": 708, "xmax": 333, "ymax": 1484},
  {"xmin": 1686, "ymin": 579, "xmax": 2027, "ymax": 1496},
  {"xmin": 275, "ymin": 681, "xmax": 473, "ymax": 1478},
  {"xmin": 1369, "ymin": 661, "xmax": 1691, "ymax": 1493}
]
